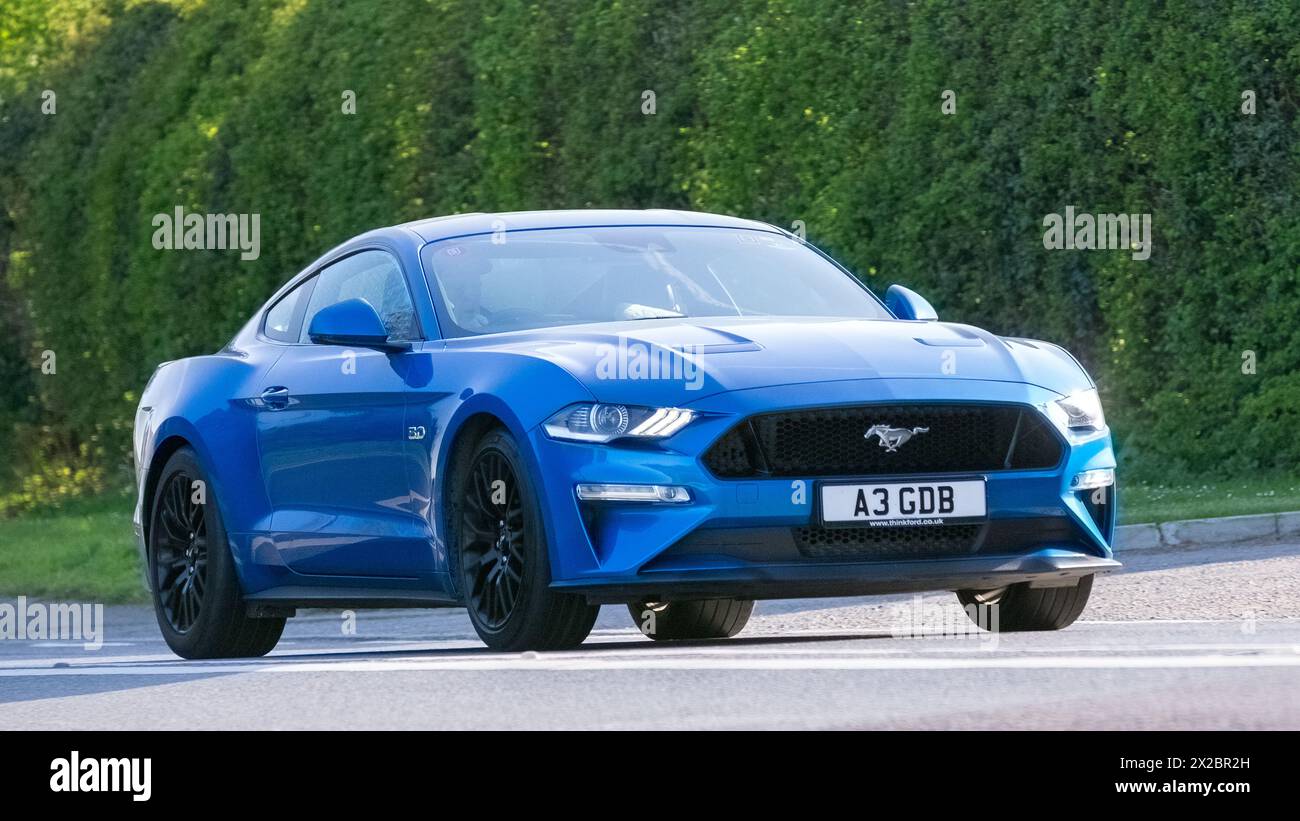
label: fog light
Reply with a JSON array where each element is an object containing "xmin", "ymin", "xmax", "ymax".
[
  {"xmin": 575, "ymin": 483, "xmax": 692, "ymax": 503},
  {"xmin": 1070, "ymin": 469, "xmax": 1115, "ymax": 490}
]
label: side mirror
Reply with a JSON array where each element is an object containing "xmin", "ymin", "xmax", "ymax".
[
  {"xmin": 885, "ymin": 284, "xmax": 938, "ymax": 321},
  {"xmin": 308, "ymin": 299, "xmax": 408, "ymax": 350}
]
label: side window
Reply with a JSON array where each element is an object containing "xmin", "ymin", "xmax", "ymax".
[
  {"xmin": 300, "ymin": 250, "xmax": 418, "ymax": 343},
  {"xmin": 262, "ymin": 277, "xmax": 312, "ymax": 343}
]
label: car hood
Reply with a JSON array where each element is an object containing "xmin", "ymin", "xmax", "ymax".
[{"xmin": 449, "ymin": 316, "xmax": 1093, "ymax": 405}]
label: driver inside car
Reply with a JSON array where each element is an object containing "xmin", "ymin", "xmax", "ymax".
[{"xmin": 437, "ymin": 252, "xmax": 493, "ymax": 331}]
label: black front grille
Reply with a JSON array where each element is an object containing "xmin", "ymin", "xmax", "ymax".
[
  {"xmin": 793, "ymin": 523, "xmax": 983, "ymax": 560},
  {"xmin": 703, "ymin": 403, "xmax": 1061, "ymax": 478}
]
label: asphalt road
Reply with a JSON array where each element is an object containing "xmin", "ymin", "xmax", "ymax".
[{"xmin": 2, "ymin": 540, "xmax": 1298, "ymax": 729}]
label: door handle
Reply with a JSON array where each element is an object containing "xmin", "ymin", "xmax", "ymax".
[{"xmin": 260, "ymin": 386, "xmax": 291, "ymax": 410}]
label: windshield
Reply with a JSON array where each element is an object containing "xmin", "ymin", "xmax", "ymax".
[{"xmin": 420, "ymin": 226, "xmax": 889, "ymax": 336}]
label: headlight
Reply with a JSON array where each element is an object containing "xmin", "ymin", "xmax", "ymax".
[
  {"xmin": 1047, "ymin": 388, "xmax": 1106, "ymax": 433},
  {"xmin": 542, "ymin": 403, "xmax": 695, "ymax": 443}
]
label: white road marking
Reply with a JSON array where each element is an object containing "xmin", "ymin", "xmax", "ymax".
[
  {"xmin": 6, "ymin": 630, "xmax": 1300, "ymax": 671},
  {"xmin": 1075, "ymin": 618, "xmax": 1297, "ymax": 625},
  {"xmin": 2, "ymin": 648, "xmax": 1299, "ymax": 676},
  {"xmin": 25, "ymin": 641, "xmax": 136, "ymax": 648}
]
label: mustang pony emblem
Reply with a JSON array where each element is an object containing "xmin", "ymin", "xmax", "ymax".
[{"xmin": 864, "ymin": 424, "xmax": 930, "ymax": 452}]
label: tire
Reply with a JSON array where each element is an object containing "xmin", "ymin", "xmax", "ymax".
[
  {"xmin": 452, "ymin": 429, "xmax": 598, "ymax": 651},
  {"xmin": 148, "ymin": 447, "xmax": 285, "ymax": 658},
  {"xmin": 627, "ymin": 598, "xmax": 754, "ymax": 641},
  {"xmin": 956, "ymin": 575, "xmax": 1094, "ymax": 632}
]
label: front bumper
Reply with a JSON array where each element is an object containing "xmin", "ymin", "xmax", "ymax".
[
  {"xmin": 526, "ymin": 378, "xmax": 1119, "ymax": 601},
  {"xmin": 553, "ymin": 549, "xmax": 1120, "ymax": 604}
]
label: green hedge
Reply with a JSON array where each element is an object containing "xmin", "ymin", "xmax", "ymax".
[{"xmin": 2, "ymin": 0, "xmax": 1299, "ymax": 491}]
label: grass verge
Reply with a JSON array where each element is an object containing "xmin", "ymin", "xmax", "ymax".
[
  {"xmin": 1119, "ymin": 478, "xmax": 1300, "ymax": 525},
  {"xmin": 0, "ymin": 491, "xmax": 146, "ymax": 603}
]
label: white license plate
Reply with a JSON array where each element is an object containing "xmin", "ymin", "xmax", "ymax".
[{"xmin": 820, "ymin": 480, "xmax": 986, "ymax": 526}]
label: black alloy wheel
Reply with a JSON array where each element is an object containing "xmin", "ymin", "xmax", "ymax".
[
  {"xmin": 152, "ymin": 470, "xmax": 209, "ymax": 633},
  {"xmin": 147, "ymin": 447, "xmax": 285, "ymax": 659},
  {"xmin": 461, "ymin": 448, "xmax": 526, "ymax": 630},
  {"xmin": 453, "ymin": 429, "xmax": 598, "ymax": 650}
]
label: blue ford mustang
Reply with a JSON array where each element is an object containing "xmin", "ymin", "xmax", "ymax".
[{"xmin": 132, "ymin": 209, "xmax": 1119, "ymax": 657}]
